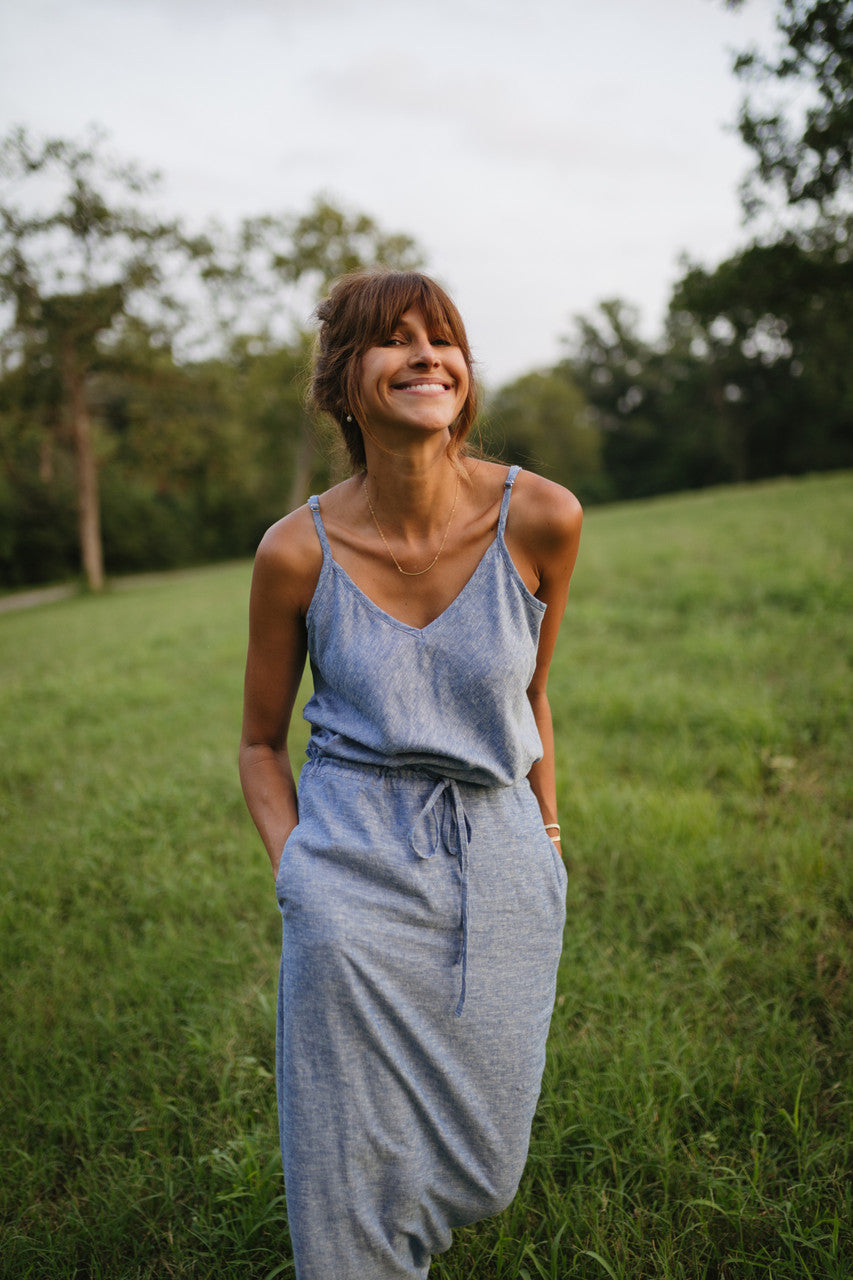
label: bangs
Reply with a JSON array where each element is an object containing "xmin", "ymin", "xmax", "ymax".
[{"xmin": 352, "ymin": 273, "xmax": 469, "ymax": 356}]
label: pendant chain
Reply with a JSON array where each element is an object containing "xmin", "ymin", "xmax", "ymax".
[{"xmin": 362, "ymin": 473, "xmax": 460, "ymax": 577}]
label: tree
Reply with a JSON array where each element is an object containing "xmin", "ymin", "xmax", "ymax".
[
  {"xmin": 564, "ymin": 298, "xmax": 755, "ymax": 497},
  {"xmin": 563, "ymin": 300, "xmax": 691, "ymax": 499},
  {"xmin": 0, "ymin": 129, "xmax": 427, "ymax": 588},
  {"xmin": 486, "ymin": 368, "xmax": 606, "ymax": 503},
  {"xmin": 727, "ymin": 0, "xmax": 853, "ymax": 219},
  {"xmin": 0, "ymin": 126, "xmax": 197, "ymax": 589},
  {"xmin": 671, "ymin": 228, "xmax": 853, "ymax": 478},
  {"xmin": 210, "ymin": 333, "xmax": 321, "ymax": 539},
  {"xmin": 549, "ymin": 3, "xmax": 853, "ymax": 505},
  {"xmin": 561, "ymin": 228, "xmax": 853, "ymax": 500}
]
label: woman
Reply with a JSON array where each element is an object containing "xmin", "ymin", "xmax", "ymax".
[{"xmin": 239, "ymin": 270, "xmax": 582, "ymax": 1279}]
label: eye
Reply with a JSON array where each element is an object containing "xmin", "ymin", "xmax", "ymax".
[{"xmin": 382, "ymin": 335, "xmax": 405, "ymax": 346}]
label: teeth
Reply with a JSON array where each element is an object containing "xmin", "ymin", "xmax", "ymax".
[{"xmin": 399, "ymin": 383, "xmax": 447, "ymax": 393}]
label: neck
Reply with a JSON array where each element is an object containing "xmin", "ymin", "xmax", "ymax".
[{"xmin": 362, "ymin": 436, "xmax": 461, "ymax": 534}]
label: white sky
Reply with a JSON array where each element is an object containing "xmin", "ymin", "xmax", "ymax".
[{"xmin": 0, "ymin": 0, "xmax": 779, "ymax": 387}]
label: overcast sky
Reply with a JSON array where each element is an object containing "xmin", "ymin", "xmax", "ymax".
[{"xmin": 1, "ymin": 0, "xmax": 779, "ymax": 386}]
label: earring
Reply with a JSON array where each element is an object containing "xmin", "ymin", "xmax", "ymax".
[{"xmin": 345, "ymin": 413, "xmax": 352, "ymax": 423}]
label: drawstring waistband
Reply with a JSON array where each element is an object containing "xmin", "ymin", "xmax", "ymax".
[
  {"xmin": 304, "ymin": 751, "xmax": 476, "ymax": 1017},
  {"xmin": 407, "ymin": 777, "xmax": 472, "ymax": 1017}
]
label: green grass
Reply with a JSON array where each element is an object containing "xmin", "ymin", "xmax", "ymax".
[{"xmin": 1, "ymin": 473, "xmax": 851, "ymax": 1278}]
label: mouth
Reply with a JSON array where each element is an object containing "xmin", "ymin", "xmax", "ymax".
[{"xmin": 390, "ymin": 380, "xmax": 452, "ymax": 395}]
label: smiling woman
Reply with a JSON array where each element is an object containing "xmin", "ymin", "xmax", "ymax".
[
  {"xmin": 239, "ymin": 269, "xmax": 583, "ymax": 1279},
  {"xmin": 310, "ymin": 270, "xmax": 479, "ymax": 473}
]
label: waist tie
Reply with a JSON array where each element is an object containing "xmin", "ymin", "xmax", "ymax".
[{"xmin": 408, "ymin": 778, "xmax": 472, "ymax": 1017}]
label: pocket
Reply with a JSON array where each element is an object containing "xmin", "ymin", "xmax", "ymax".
[
  {"xmin": 539, "ymin": 824, "xmax": 567, "ymax": 894},
  {"xmin": 274, "ymin": 825, "xmax": 299, "ymax": 894},
  {"xmin": 514, "ymin": 781, "xmax": 567, "ymax": 893},
  {"xmin": 522, "ymin": 796, "xmax": 566, "ymax": 894},
  {"xmin": 548, "ymin": 833, "xmax": 568, "ymax": 892}
]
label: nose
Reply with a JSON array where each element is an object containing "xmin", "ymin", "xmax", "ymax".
[{"xmin": 409, "ymin": 338, "xmax": 440, "ymax": 367}]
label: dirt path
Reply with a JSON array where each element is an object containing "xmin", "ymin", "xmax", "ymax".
[
  {"xmin": 0, "ymin": 563, "xmax": 248, "ymax": 615},
  {"xmin": 0, "ymin": 584, "xmax": 79, "ymax": 614}
]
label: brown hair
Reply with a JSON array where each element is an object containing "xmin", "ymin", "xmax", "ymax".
[{"xmin": 309, "ymin": 269, "xmax": 479, "ymax": 471}]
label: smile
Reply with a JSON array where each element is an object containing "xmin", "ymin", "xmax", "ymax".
[{"xmin": 392, "ymin": 382, "xmax": 451, "ymax": 394}]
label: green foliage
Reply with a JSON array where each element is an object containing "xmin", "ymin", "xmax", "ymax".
[
  {"xmin": 0, "ymin": 460, "xmax": 78, "ymax": 585},
  {"xmin": 565, "ymin": 300, "xmax": 672, "ymax": 499},
  {"xmin": 727, "ymin": 0, "xmax": 853, "ymax": 218},
  {"xmin": 198, "ymin": 195, "xmax": 426, "ymax": 351},
  {"xmin": 0, "ymin": 333, "xmax": 305, "ymax": 583},
  {"xmin": 271, "ymin": 196, "xmax": 424, "ymax": 291},
  {"xmin": 0, "ymin": 126, "xmax": 190, "ymax": 360},
  {"xmin": 564, "ymin": 300, "xmax": 735, "ymax": 500},
  {"xmin": 484, "ymin": 367, "xmax": 609, "ymax": 504},
  {"xmin": 563, "ymin": 214, "xmax": 853, "ymax": 498},
  {"xmin": 224, "ymin": 333, "xmax": 334, "ymax": 514},
  {"xmin": 0, "ymin": 131, "xmax": 428, "ymax": 586},
  {"xmin": 0, "ymin": 125, "xmax": 201, "ymax": 588},
  {"xmin": 4, "ymin": 44, "xmax": 852, "ymax": 587},
  {"xmin": 1, "ymin": 474, "xmax": 851, "ymax": 1278},
  {"xmin": 554, "ymin": 1, "xmax": 853, "ymax": 503},
  {"xmin": 672, "ymin": 227, "xmax": 853, "ymax": 479}
]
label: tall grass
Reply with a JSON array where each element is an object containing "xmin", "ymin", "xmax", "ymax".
[{"xmin": 1, "ymin": 474, "xmax": 850, "ymax": 1278}]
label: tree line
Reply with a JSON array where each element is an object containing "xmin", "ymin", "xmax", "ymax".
[
  {"xmin": 491, "ymin": 0, "xmax": 853, "ymax": 502},
  {"xmin": 1, "ymin": 0, "xmax": 851, "ymax": 590}
]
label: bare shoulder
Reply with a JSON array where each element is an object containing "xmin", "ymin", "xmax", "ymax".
[
  {"xmin": 252, "ymin": 502, "xmax": 323, "ymax": 615},
  {"xmin": 257, "ymin": 502, "xmax": 322, "ymax": 574},
  {"xmin": 510, "ymin": 469, "xmax": 583, "ymax": 556}
]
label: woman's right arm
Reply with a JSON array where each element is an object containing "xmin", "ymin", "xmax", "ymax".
[{"xmin": 239, "ymin": 509, "xmax": 321, "ymax": 874}]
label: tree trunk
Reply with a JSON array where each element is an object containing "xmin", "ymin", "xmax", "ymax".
[{"xmin": 63, "ymin": 343, "xmax": 104, "ymax": 591}]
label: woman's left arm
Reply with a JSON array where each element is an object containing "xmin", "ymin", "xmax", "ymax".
[{"xmin": 508, "ymin": 473, "xmax": 583, "ymax": 860}]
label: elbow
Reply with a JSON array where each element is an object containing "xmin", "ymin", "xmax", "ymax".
[
  {"xmin": 239, "ymin": 735, "xmax": 287, "ymax": 774},
  {"xmin": 238, "ymin": 737, "xmax": 273, "ymax": 781}
]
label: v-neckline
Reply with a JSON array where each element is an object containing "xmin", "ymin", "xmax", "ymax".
[{"xmin": 325, "ymin": 538, "xmax": 500, "ymax": 635}]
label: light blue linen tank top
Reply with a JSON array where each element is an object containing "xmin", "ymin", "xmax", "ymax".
[{"xmin": 302, "ymin": 465, "xmax": 546, "ymax": 788}]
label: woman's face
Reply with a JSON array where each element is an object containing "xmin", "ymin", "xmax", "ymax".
[{"xmin": 357, "ymin": 308, "xmax": 469, "ymax": 440}]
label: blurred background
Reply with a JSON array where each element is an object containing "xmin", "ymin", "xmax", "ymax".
[{"xmin": 1, "ymin": 0, "xmax": 851, "ymax": 591}]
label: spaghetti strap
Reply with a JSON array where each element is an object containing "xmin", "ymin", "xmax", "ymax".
[
  {"xmin": 497, "ymin": 465, "xmax": 521, "ymax": 539},
  {"xmin": 307, "ymin": 495, "xmax": 331, "ymax": 560}
]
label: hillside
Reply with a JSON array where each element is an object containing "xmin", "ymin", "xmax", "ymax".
[{"xmin": 1, "ymin": 473, "xmax": 850, "ymax": 1279}]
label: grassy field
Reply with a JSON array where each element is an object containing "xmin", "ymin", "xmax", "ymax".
[{"xmin": 1, "ymin": 473, "xmax": 850, "ymax": 1279}]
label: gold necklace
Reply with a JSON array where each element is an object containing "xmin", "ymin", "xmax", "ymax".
[{"xmin": 363, "ymin": 473, "xmax": 460, "ymax": 577}]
